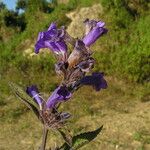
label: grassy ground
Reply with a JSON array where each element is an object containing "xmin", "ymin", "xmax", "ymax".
[{"xmin": 0, "ymin": 75, "xmax": 150, "ymax": 150}]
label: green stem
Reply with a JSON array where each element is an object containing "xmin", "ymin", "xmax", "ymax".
[{"xmin": 40, "ymin": 126, "xmax": 48, "ymax": 150}]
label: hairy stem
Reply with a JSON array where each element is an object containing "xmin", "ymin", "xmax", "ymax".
[{"xmin": 40, "ymin": 126, "xmax": 48, "ymax": 150}]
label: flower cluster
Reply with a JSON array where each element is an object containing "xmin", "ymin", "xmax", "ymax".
[{"xmin": 27, "ymin": 19, "xmax": 108, "ymax": 129}]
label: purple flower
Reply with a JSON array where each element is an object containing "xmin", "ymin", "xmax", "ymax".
[
  {"xmin": 79, "ymin": 72, "xmax": 107, "ymax": 91},
  {"xmin": 26, "ymin": 85, "xmax": 43, "ymax": 108},
  {"xmin": 60, "ymin": 112, "xmax": 71, "ymax": 120},
  {"xmin": 35, "ymin": 23, "xmax": 67, "ymax": 61},
  {"xmin": 83, "ymin": 19, "xmax": 108, "ymax": 47},
  {"xmin": 46, "ymin": 86, "xmax": 72, "ymax": 108},
  {"xmin": 77, "ymin": 58, "xmax": 95, "ymax": 72}
]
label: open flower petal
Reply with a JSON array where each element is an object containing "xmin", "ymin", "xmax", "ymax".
[
  {"xmin": 79, "ymin": 72, "xmax": 107, "ymax": 91},
  {"xmin": 46, "ymin": 86, "xmax": 72, "ymax": 108},
  {"xmin": 35, "ymin": 23, "xmax": 68, "ymax": 61},
  {"xmin": 48, "ymin": 22, "xmax": 57, "ymax": 31}
]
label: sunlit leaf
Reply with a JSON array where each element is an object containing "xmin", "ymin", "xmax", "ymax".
[{"xmin": 59, "ymin": 126, "xmax": 103, "ymax": 150}]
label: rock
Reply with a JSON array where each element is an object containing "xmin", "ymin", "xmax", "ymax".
[
  {"xmin": 66, "ymin": 4, "xmax": 103, "ymax": 38},
  {"xmin": 23, "ymin": 44, "xmax": 36, "ymax": 57}
]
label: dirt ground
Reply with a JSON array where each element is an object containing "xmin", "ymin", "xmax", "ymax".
[{"xmin": 0, "ymin": 76, "xmax": 150, "ymax": 150}]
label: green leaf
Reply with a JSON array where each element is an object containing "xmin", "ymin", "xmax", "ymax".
[
  {"xmin": 58, "ymin": 128, "xmax": 72, "ymax": 147},
  {"xmin": 9, "ymin": 82, "xmax": 40, "ymax": 119},
  {"xmin": 59, "ymin": 126, "xmax": 103, "ymax": 150}
]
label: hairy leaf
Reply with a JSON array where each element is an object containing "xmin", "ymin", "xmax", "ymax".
[
  {"xmin": 9, "ymin": 82, "xmax": 40, "ymax": 119},
  {"xmin": 59, "ymin": 126, "xmax": 103, "ymax": 150},
  {"xmin": 58, "ymin": 128, "xmax": 72, "ymax": 147}
]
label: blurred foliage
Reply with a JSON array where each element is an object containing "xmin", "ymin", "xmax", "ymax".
[
  {"xmin": 0, "ymin": 2, "xmax": 6, "ymax": 10},
  {"xmin": 16, "ymin": 0, "xmax": 28, "ymax": 11},
  {"xmin": 93, "ymin": 0, "xmax": 150, "ymax": 83},
  {"xmin": 4, "ymin": 10, "xmax": 26, "ymax": 31}
]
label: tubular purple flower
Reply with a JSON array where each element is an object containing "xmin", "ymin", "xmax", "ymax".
[
  {"xmin": 83, "ymin": 19, "xmax": 108, "ymax": 47},
  {"xmin": 26, "ymin": 85, "xmax": 43, "ymax": 109},
  {"xmin": 79, "ymin": 72, "xmax": 107, "ymax": 91},
  {"xmin": 46, "ymin": 86, "xmax": 72, "ymax": 108},
  {"xmin": 35, "ymin": 22, "xmax": 68, "ymax": 60}
]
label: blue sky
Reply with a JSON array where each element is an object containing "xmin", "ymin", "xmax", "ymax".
[
  {"xmin": 2, "ymin": 0, "xmax": 17, "ymax": 10},
  {"xmin": 1, "ymin": 0, "xmax": 52, "ymax": 10}
]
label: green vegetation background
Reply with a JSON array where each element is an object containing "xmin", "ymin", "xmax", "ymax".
[{"xmin": 0, "ymin": 0, "xmax": 150, "ymax": 149}]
